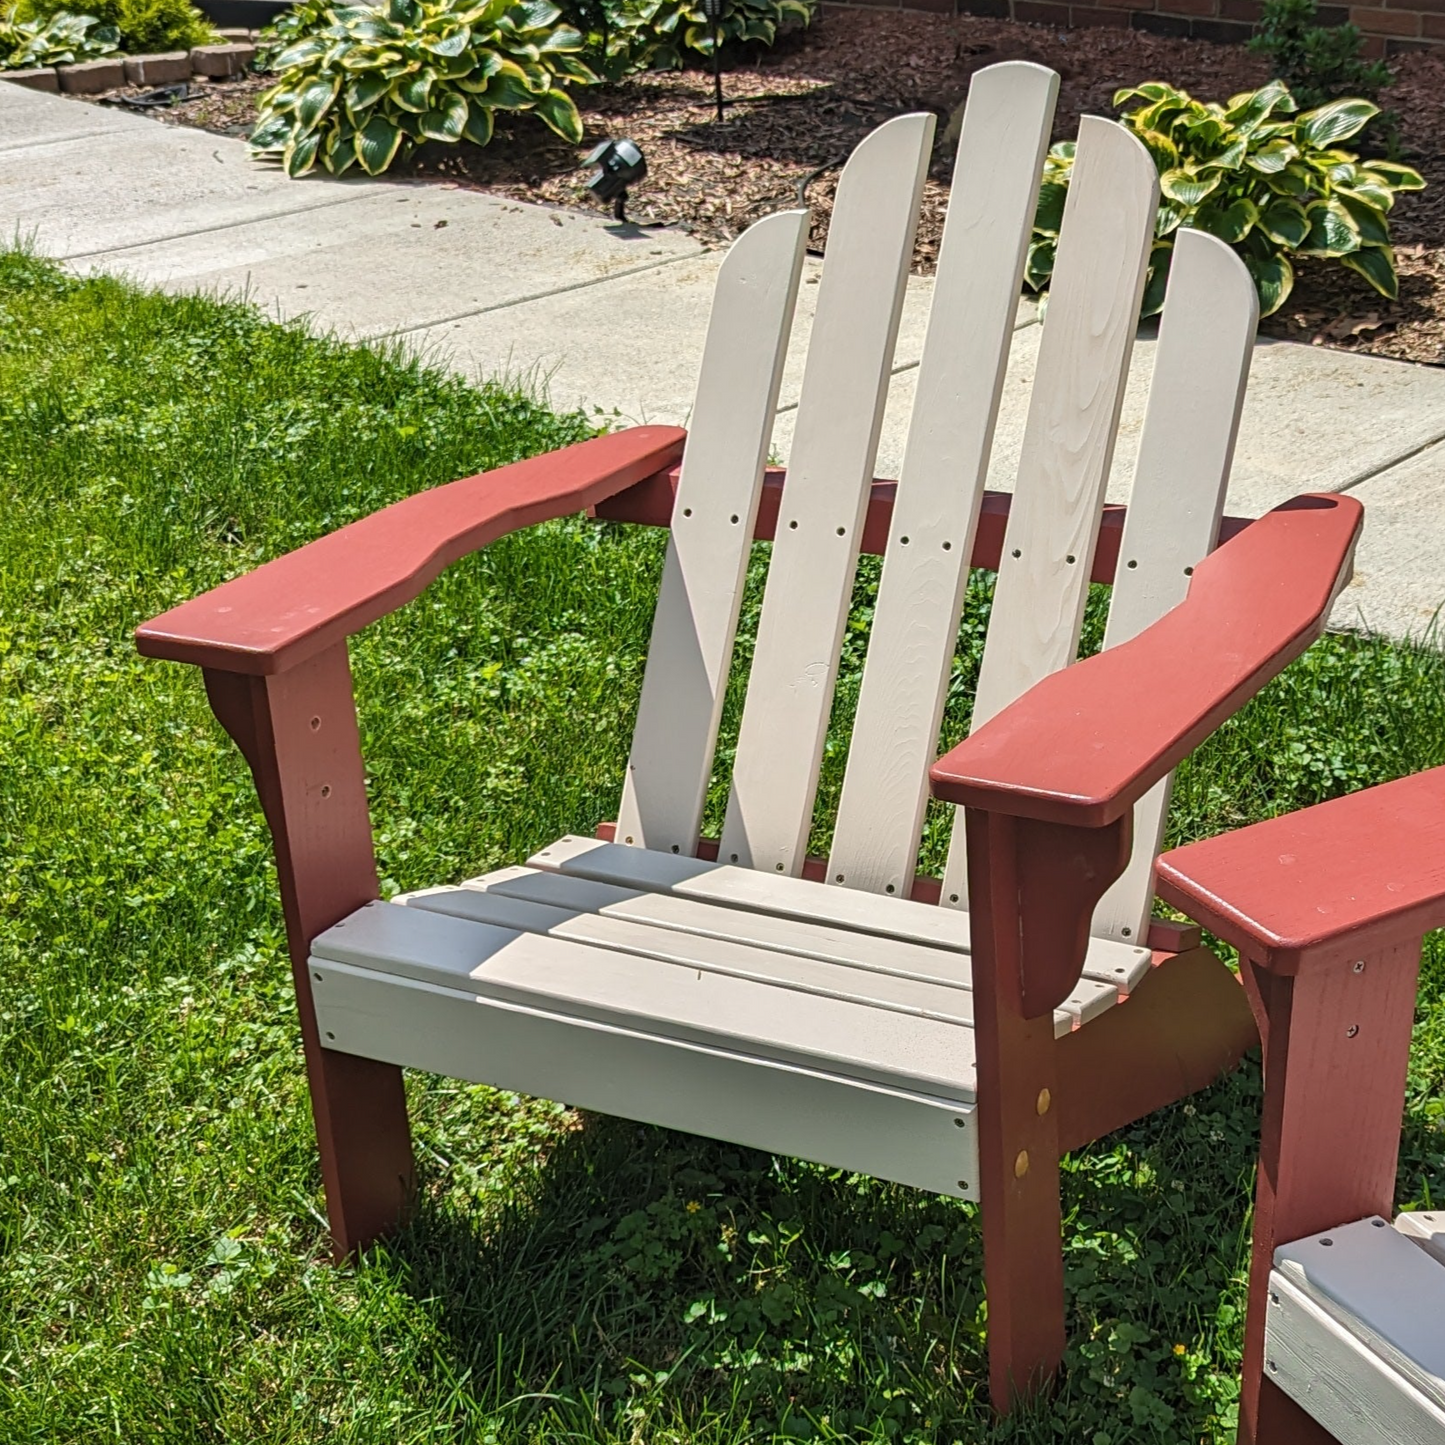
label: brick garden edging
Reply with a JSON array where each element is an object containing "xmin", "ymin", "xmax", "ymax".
[
  {"xmin": 823, "ymin": 0, "xmax": 1438, "ymax": 54},
  {"xmin": 1, "ymin": 35, "xmax": 258, "ymax": 95}
]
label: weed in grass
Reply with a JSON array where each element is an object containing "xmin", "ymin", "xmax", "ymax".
[{"xmin": 0, "ymin": 248, "xmax": 1441, "ymax": 1443}]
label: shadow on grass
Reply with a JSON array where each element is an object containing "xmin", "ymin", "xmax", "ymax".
[{"xmin": 376, "ymin": 1058, "xmax": 1266, "ymax": 1443}]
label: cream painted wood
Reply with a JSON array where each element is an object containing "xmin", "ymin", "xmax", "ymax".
[
  {"xmin": 1274, "ymin": 1217, "xmax": 1445, "ymax": 1415},
  {"xmin": 1396, "ymin": 1210, "xmax": 1445, "ymax": 1266},
  {"xmin": 827, "ymin": 63, "xmax": 1059, "ymax": 898},
  {"xmin": 402, "ymin": 870, "xmax": 1116, "ymax": 1034},
  {"xmin": 719, "ymin": 113, "xmax": 935, "ymax": 875},
  {"xmin": 617, "ymin": 210, "xmax": 810, "ymax": 855},
  {"xmin": 314, "ymin": 959, "xmax": 979, "ymax": 1196},
  {"xmin": 527, "ymin": 835, "xmax": 1153, "ymax": 991},
  {"xmin": 313, "ymin": 899, "xmax": 978, "ymax": 1098},
  {"xmin": 941, "ymin": 118, "xmax": 1159, "ymax": 908},
  {"xmin": 1265, "ymin": 1273, "xmax": 1445, "ymax": 1445},
  {"xmin": 1091, "ymin": 230, "xmax": 1259, "ymax": 943}
]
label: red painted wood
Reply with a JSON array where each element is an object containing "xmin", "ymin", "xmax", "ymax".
[
  {"xmin": 203, "ymin": 647, "xmax": 415, "ymax": 1256},
  {"xmin": 1054, "ymin": 946, "xmax": 1256, "ymax": 1151},
  {"xmin": 593, "ymin": 465, "xmax": 1252, "ymax": 582},
  {"xmin": 1158, "ymin": 764, "xmax": 1445, "ymax": 974},
  {"xmin": 964, "ymin": 808, "xmax": 1067, "ymax": 1410},
  {"xmin": 929, "ymin": 494, "xmax": 1363, "ymax": 828},
  {"xmin": 137, "ymin": 427, "xmax": 686, "ymax": 676},
  {"xmin": 1236, "ymin": 944, "xmax": 1421, "ymax": 1444}
]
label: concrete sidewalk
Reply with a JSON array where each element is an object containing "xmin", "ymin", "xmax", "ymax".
[{"xmin": 5, "ymin": 80, "xmax": 1445, "ymax": 639}]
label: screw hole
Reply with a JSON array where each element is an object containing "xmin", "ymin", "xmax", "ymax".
[
  {"xmin": 730, "ymin": 514, "xmax": 739, "ymax": 524},
  {"xmin": 836, "ymin": 526, "xmax": 845, "ymax": 536},
  {"xmin": 957, "ymin": 1179, "xmax": 968, "ymax": 1190},
  {"xmin": 1268, "ymin": 1361, "xmax": 1278, "ymax": 1374},
  {"xmin": 319, "ymin": 785, "xmax": 331, "ymax": 799},
  {"xmin": 942, "ymin": 540, "xmax": 952, "ymax": 550},
  {"xmin": 835, "ymin": 873, "xmax": 844, "ymax": 883},
  {"xmin": 1372, "ymin": 1218, "xmax": 1386, "ymax": 1227},
  {"xmin": 776, "ymin": 862, "xmax": 785, "ymax": 871},
  {"xmin": 1320, "ymin": 1237, "xmax": 1334, "ymax": 1247},
  {"xmin": 1346, "ymin": 1024, "xmax": 1359, "ymax": 1037},
  {"xmin": 730, "ymin": 853, "xmax": 739, "ymax": 863},
  {"xmin": 313, "ymin": 972, "xmax": 322, "ymax": 982},
  {"xmin": 671, "ymin": 845, "xmax": 680, "ymax": 854},
  {"xmin": 1184, "ymin": 565, "xmax": 1194, "ymax": 576},
  {"xmin": 1121, "ymin": 926, "xmax": 1132, "ymax": 937},
  {"xmin": 1011, "ymin": 548, "xmax": 1021, "ymax": 559},
  {"xmin": 1127, "ymin": 559, "xmax": 1138, "ymax": 570},
  {"xmin": 953, "ymin": 1118, "xmax": 966, "ymax": 1128},
  {"xmin": 900, "ymin": 536, "xmax": 910, "ymax": 546},
  {"xmin": 789, "ymin": 520, "xmax": 798, "ymax": 530},
  {"xmin": 885, "ymin": 883, "xmax": 896, "ymax": 894},
  {"xmin": 949, "ymin": 893, "xmax": 959, "ymax": 904},
  {"xmin": 1066, "ymin": 554, "xmax": 1076, "ymax": 565},
  {"xmin": 1353, "ymin": 960, "xmax": 1366, "ymax": 973},
  {"xmin": 309, "ymin": 716, "xmax": 321, "ymax": 730},
  {"xmin": 1271, "ymin": 1292, "xmax": 1280, "ymax": 1305},
  {"xmin": 325, "ymin": 1031, "xmax": 335, "ymax": 1041},
  {"xmin": 624, "ymin": 835, "xmax": 634, "ymax": 845}
]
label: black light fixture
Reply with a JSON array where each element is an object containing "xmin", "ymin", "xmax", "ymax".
[
  {"xmin": 584, "ymin": 138, "xmax": 647, "ymax": 222},
  {"xmin": 701, "ymin": 0, "xmax": 725, "ymax": 124}
]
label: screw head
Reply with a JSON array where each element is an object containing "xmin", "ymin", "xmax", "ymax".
[
  {"xmin": 1014, "ymin": 1150, "xmax": 1030, "ymax": 1179},
  {"xmin": 1036, "ymin": 1088, "xmax": 1051, "ymax": 1116}
]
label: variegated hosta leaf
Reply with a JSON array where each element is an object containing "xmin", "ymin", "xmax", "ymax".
[
  {"xmin": 419, "ymin": 91, "xmax": 469, "ymax": 140},
  {"xmin": 1340, "ymin": 244, "xmax": 1399, "ymax": 299},
  {"xmin": 1159, "ymin": 167, "xmax": 1219, "ymax": 206},
  {"xmin": 1191, "ymin": 196, "xmax": 1259, "ymax": 244},
  {"xmin": 295, "ymin": 75, "xmax": 341, "ymax": 128},
  {"xmin": 284, "ymin": 129, "xmax": 321, "ymax": 177},
  {"xmin": 393, "ymin": 70, "xmax": 433, "ymax": 111},
  {"xmin": 1297, "ymin": 98, "xmax": 1379, "ymax": 149},
  {"xmin": 530, "ymin": 84, "xmax": 582, "ymax": 141},
  {"xmin": 1140, "ymin": 240, "xmax": 1174, "ymax": 318},
  {"xmin": 1244, "ymin": 251, "xmax": 1294, "ymax": 316},
  {"xmin": 1300, "ymin": 199, "xmax": 1360, "ymax": 257},
  {"xmin": 1032, "ymin": 181, "xmax": 1067, "ymax": 238},
  {"xmin": 355, "ymin": 113, "xmax": 404, "ymax": 174},
  {"xmin": 1258, "ymin": 199, "xmax": 1308, "ymax": 247},
  {"xmin": 1244, "ymin": 139, "xmax": 1299, "ymax": 175}
]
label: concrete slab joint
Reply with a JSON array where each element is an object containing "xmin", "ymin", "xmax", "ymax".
[
  {"xmin": 1, "ymin": 68, "xmax": 60, "ymax": 92},
  {"xmin": 190, "ymin": 41, "xmax": 256, "ymax": 76},
  {"xmin": 56, "ymin": 58, "xmax": 125, "ymax": 93},
  {"xmin": 124, "ymin": 52, "xmax": 193, "ymax": 85}
]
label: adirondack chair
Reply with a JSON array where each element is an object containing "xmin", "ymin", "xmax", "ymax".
[
  {"xmin": 135, "ymin": 62, "xmax": 1364, "ymax": 1411},
  {"xmin": 1158, "ymin": 773, "xmax": 1445, "ymax": 1445}
]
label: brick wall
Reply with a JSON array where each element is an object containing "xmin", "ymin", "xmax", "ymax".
[{"xmin": 831, "ymin": 0, "xmax": 1440, "ymax": 53}]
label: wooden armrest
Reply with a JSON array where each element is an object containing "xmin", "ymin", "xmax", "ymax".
[
  {"xmin": 929, "ymin": 493, "xmax": 1363, "ymax": 828},
  {"xmin": 135, "ymin": 426, "xmax": 686, "ymax": 677},
  {"xmin": 1157, "ymin": 766, "xmax": 1445, "ymax": 974}
]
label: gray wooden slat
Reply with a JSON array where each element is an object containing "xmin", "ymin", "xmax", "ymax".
[
  {"xmin": 828, "ymin": 62, "xmax": 1058, "ymax": 898},
  {"xmin": 617, "ymin": 210, "xmax": 810, "ymax": 854},
  {"xmin": 940, "ymin": 118, "xmax": 1160, "ymax": 908},
  {"xmin": 719, "ymin": 113, "xmax": 935, "ymax": 875},
  {"xmin": 1396, "ymin": 1211, "xmax": 1445, "ymax": 1266}
]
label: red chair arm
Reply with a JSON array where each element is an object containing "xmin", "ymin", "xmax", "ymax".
[
  {"xmin": 1157, "ymin": 766, "xmax": 1445, "ymax": 974},
  {"xmin": 135, "ymin": 426, "xmax": 686, "ymax": 677},
  {"xmin": 929, "ymin": 493, "xmax": 1363, "ymax": 828}
]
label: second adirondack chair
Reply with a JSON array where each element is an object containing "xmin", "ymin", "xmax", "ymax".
[{"xmin": 135, "ymin": 63, "xmax": 1364, "ymax": 1411}]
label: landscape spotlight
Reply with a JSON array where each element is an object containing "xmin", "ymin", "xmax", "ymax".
[{"xmin": 585, "ymin": 138, "xmax": 646, "ymax": 222}]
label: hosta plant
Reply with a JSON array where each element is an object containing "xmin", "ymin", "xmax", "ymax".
[
  {"xmin": 1027, "ymin": 80, "xmax": 1425, "ymax": 318},
  {"xmin": 14, "ymin": 0, "xmax": 213, "ymax": 53},
  {"xmin": 626, "ymin": 0, "xmax": 814, "ymax": 69},
  {"xmin": 0, "ymin": 7, "xmax": 117, "ymax": 66},
  {"xmin": 249, "ymin": 0, "xmax": 596, "ymax": 178}
]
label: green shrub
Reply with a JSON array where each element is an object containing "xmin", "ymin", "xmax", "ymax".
[
  {"xmin": 250, "ymin": 0, "xmax": 594, "ymax": 177},
  {"xmin": 1249, "ymin": 0, "xmax": 1391, "ymax": 111},
  {"xmin": 13, "ymin": 0, "xmax": 213, "ymax": 51},
  {"xmin": 1027, "ymin": 80, "xmax": 1424, "ymax": 319},
  {"xmin": 0, "ymin": 7, "xmax": 117, "ymax": 66}
]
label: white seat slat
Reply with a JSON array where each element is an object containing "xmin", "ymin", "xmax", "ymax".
[
  {"xmin": 527, "ymin": 834, "xmax": 1153, "ymax": 992},
  {"xmin": 313, "ymin": 899, "xmax": 978, "ymax": 1099},
  {"xmin": 941, "ymin": 118, "xmax": 1160, "ymax": 908},
  {"xmin": 1396, "ymin": 1210, "xmax": 1445, "ymax": 1266},
  {"xmin": 617, "ymin": 210, "xmax": 810, "ymax": 855},
  {"xmin": 312, "ymin": 958, "xmax": 978, "ymax": 1198},
  {"xmin": 1091, "ymin": 229, "xmax": 1259, "ymax": 943},
  {"xmin": 719, "ymin": 113, "xmax": 935, "ymax": 876},
  {"xmin": 828, "ymin": 62, "xmax": 1058, "ymax": 899},
  {"xmin": 1268, "ymin": 1216, "xmax": 1445, "ymax": 1441}
]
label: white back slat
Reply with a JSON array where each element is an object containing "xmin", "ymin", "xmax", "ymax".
[
  {"xmin": 826, "ymin": 62, "xmax": 1059, "ymax": 898},
  {"xmin": 617, "ymin": 211, "xmax": 810, "ymax": 854},
  {"xmin": 940, "ymin": 117, "xmax": 1159, "ymax": 907},
  {"xmin": 719, "ymin": 113, "xmax": 935, "ymax": 875},
  {"xmin": 1092, "ymin": 229, "xmax": 1258, "ymax": 942}
]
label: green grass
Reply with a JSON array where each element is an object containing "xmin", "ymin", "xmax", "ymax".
[{"xmin": 0, "ymin": 247, "xmax": 1441, "ymax": 1445}]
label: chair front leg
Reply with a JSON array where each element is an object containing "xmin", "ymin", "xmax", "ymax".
[
  {"xmin": 204, "ymin": 645, "xmax": 415, "ymax": 1257},
  {"xmin": 1237, "ymin": 943, "xmax": 1421, "ymax": 1445},
  {"xmin": 965, "ymin": 807, "xmax": 1131, "ymax": 1412}
]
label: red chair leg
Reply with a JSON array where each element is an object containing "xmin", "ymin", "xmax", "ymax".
[
  {"xmin": 1236, "ymin": 945, "xmax": 1421, "ymax": 1445},
  {"xmin": 204, "ymin": 648, "xmax": 415, "ymax": 1256}
]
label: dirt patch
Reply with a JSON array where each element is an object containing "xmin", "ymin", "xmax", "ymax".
[{"xmin": 79, "ymin": 6, "xmax": 1445, "ymax": 363}]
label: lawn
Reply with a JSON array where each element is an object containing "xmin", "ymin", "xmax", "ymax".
[{"xmin": 1, "ymin": 247, "xmax": 1443, "ymax": 1445}]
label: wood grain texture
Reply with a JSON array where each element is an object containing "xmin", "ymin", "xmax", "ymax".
[
  {"xmin": 136, "ymin": 427, "xmax": 686, "ymax": 675},
  {"xmin": 719, "ymin": 113, "xmax": 934, "ymax": 874},
  {"xmin": 827, "ymin": 63, "xmax": 1058, "ymax": 897},
  {"xmin": 1092, "ymin": 229, "xmax": 1258, "ymax": 944},
  {"xmin": 930, "ymin": 494, "xmax": 1363, "ymax": 828},
  {"xmin": 617, "ymin": 212, "xmax": 809, "ymax": 854},
  {"xmin": 1158, "ymin": 764, "xmax": 1445, "ymax": 974},
  {"xmin": 1266, "ymin": 1270, "xmax": 1445, "ymax": 1445},
  {"xmin": 311, "ymin": 959, "xmax": 980, "ymax": 1198},
  {"xmin": 1274, "ymin": 1217, "xmax": 1445, "ymax": 1411},
  {"xmin": 942, "ymin": 117, "xmax": 1159, "ymax": 906},
  {"xmin": 202, "ymin": 647, "xmax": 414, "ymax": 1256}
]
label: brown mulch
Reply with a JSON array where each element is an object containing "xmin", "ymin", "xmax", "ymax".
[{"xmin": 80, "ymin": 7, "xmax": 1445, "ymax": 362}]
